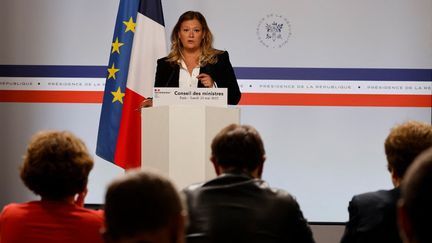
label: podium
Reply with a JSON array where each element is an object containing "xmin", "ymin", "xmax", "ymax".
[{"xmin": 141, "ymin": 105, "xmax": 240, "ymax": 189}]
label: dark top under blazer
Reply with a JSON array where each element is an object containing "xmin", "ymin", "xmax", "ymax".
[
  {"xmin": 154, "ymin": 51, "xmax": 241, "ymax": 105},
  {"xmin": 340, "ymin": 188, "xmax": 402, "ymax": 243},
  {"xmin": 182, "ymin": 173, "xmax": 315, "ymax": 243}
]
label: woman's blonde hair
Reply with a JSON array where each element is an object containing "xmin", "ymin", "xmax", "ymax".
[{"xmin": 166, "ymin": 11, "xmax": 223, "ymax": 66}]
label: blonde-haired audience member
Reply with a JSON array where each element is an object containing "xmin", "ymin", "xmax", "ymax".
[
  {"xmin": 0, "ymin": 131, "xmax": 103, "ymax": 243},
  {"xmin": 341, "ymin": 121, "xmax": 432, "ymax": 243}
]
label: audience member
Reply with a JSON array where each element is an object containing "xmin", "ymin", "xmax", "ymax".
[
  {"xmin": 398, "ymin": 147, "xmax": 432, "ymax": 243},
  {"xmin": 103, "ymin": 169, "xmax": 185, "ymax": 243},
  {"xmin": 341, "ymin": 121, "xmax": 432, "ymax": 243},
  {"xmin": 182, "ymin": 124, "xmax": 315, "ymax": 243},
  {"xmin": 0, "ymin": 131, "xmax": 103, "ymax": 243}
]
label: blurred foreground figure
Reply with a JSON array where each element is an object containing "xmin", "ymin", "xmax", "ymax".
[
  {"xmin": 398, "ymin": 147, "xmax": 432, "ymax": 243},
  {"xmin": 103, "ymin": 169, "xmax": 185, "ymax": 243}
]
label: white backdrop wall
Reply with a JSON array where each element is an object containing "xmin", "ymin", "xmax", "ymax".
[{"xmin": 1, "ymin": 0, "xmax": 431, "ymax": 230}]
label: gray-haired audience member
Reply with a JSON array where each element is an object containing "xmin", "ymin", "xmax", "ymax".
[
  {"xmin": 341, "ymin": 121, "xmax": 432, "ymax": 243},
  {"xmin": 398, "ymin": 147, "xmax": 432, "ymax": 243},
  {"xmin": 182, "ymin": 124, "xmax": 315, "ymax": 243},
  {"xmin": 103, "ymin": 169, "xmax": 185, "ymax": 243}
]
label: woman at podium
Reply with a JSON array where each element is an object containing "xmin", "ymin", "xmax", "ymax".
[{"xmin": 154, "ymin": 11, "xmax": 241, "ymax": 105}]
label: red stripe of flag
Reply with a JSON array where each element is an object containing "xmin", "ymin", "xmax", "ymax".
[{"xmin": 114, "ymin": 88, "xmax": 143, "ymax": 169}]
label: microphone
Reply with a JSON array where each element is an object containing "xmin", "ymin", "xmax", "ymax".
[
  {"xmin": 198, "ymin": 66, "xmax": 210, "ymax": 88},
  {"xmin": 200, "ymin": 66, "xmax": 211, "ymax": 75},
  {"xmin": 165, "ymin": 68, "xmax": 176, "ymax": 87}
]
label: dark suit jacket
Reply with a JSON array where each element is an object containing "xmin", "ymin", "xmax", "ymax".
[
  {"xmin": 182, "ymin": 172, "xmax": 315, "ymax": 243},
  {"xmin": 154, "ymin": 51, "xmax": 241, "ymax": 105},
  {"xmin": 340, "ymin": 188, "xmax": 402, "ymax": 243}
]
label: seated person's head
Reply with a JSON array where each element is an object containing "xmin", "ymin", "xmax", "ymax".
[
  {"xmin": 211, "ymin": 124, "xmax": 266, "ymax": 177},
  {"xmin": 384, "ymin": 120, "xmax": 432, "ymax": 185},
  {"xmin": 103, "ymin": 169, "xmax": 185, "ymax": 243},
  {"xmin": 398, "ymin": 147, "xmax": 432, "ymax": 243},
  {"xmin": 20, "ymin": 130, "xmax": 93, "ymax": 201}
]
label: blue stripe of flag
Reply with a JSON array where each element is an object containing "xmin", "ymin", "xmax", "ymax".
[
  {"xmin": 138, "ymin": 0, "xmax": 165, "ymax": 26},
  {"xmin": 96, "ymin": 0, "xmax": 140, "ymax": 163}
]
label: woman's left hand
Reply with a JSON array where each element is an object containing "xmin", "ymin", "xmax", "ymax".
[
  {"xmin": 139, "ymin": 98, "xmax": 153, "ymax": 109},
  {"xmin": 197, "ymin": 73, "xmax": 214, "ymax": 88}
]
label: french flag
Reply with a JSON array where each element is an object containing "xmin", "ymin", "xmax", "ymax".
[{"xmin": 96, "ymin": 0, "xmax": 166, "ymax": 169}]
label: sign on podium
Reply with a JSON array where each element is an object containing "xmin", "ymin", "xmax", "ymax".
[
  {"xmin": 153, "ymin": 87, "xmax": 228, "ymax": 107},
  {"xmin": 141, "ymin": 88, "xmax": 239, "ymax": 189}
]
